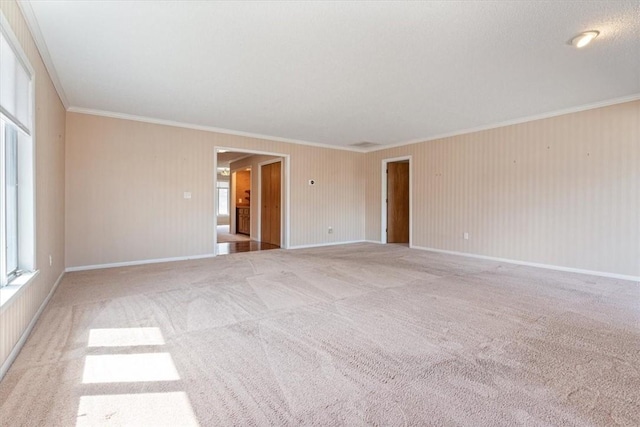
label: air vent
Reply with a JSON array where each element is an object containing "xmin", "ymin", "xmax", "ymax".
[{"xmin": 350, "ymin": 141, "xmax": 380, "ymax": 148}]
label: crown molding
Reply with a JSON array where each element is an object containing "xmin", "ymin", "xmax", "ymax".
[
  {"xmin": 17, "ymin": 0, "xmax": 69, "ymax": 108},
  {"xmin": 365, "ymin": 93, "xmax": 640, "ymax": 153},
  {"xmin": 66, "ymin": 107, "xmax": 366, "ymax": 153},
  {"xmin": 12, "ymin": 0, "xmax": 640, "ymax": 154},
  {"xmin": 67, "ymin": 92, "xmax": 640, "ymax": 155}
]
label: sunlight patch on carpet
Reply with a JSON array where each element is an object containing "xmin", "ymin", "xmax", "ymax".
[
  {"xmin": 82, "ymin": 353, "xmax": 180, "ymax": 384},
  {"xmin": 88, "ymin": 327, "xmax": 165, "ymax": 347},
  {"xmin": 76, "ymin": 392, "xmax": 199, "ymax": 426}
]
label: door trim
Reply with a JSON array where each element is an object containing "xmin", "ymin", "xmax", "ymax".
[
  {"xmin": 381, "ymin": 156, "xmax": 412, "ymax": 245},
  {"xmin": 214, "ymin": 148, "xmax": 290, "ymax": 253},
  {"xmin": 257, "ymin": 158, "xmax": 283, "ymax": 247}
]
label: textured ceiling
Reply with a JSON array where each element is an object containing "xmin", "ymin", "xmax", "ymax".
[
  {"xmin": 25, "ymin": 1, "xmax": 640, "ymax": 149},
  {"xmin": 217, "ymin": 152, "xmax": 251, "ymax": 167}
]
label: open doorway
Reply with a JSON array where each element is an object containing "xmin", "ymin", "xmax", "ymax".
[
  {"xmin": 215, "ymin": 151, "xmax": 249, "ymax": 245},
  {"xmin": 214, "ymin": 148, "xmax": 289, "ymax": 255},
  {"xmin": 381, "ymin": 156, "xmax": 411, "ymax": 245}
]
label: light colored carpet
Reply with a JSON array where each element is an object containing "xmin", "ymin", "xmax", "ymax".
[
  {"xmin": 0, "ymin": 243, "xmax": 638, "ymax": 426},
  {"xmin": 217, "ymin": 225, "xmax": 250, "ymax": 243}
]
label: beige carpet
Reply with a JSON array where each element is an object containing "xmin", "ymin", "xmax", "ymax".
[
  {"xmin": 1, "ymin": 243, "xmax": 638, "ymax": 426},
  {"xmin": 217, "ymin": 225, "xmax": 250, "ymax": 243}
]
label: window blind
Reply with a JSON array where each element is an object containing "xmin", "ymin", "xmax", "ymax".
[{"xmin": 0, "ymin": 31, "xmax": 31, "ymax": 135}]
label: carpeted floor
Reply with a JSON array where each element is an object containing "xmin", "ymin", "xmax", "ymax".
[
  {"xmin": 1, "ymin": 243, "xmax": 638, "ymax": 426},
  {"xmin": 217, "ymin": 225, "xmax": 250, "ymax": 243}
]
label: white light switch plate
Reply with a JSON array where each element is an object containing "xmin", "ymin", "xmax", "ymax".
[{"xmin": 184, "ymin": 192, "xmax": 191, "ymax": 199}]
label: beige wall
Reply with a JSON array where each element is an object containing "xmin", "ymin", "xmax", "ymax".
[
  {"xmin": 0, "ymin": 0, "xmax": 66, "ymax": 372},
  {"xmin": 65, "ymin": 113, "xmax": 365, "ymax": 267},
  {"xmin": 66, "ymin": 102, "xmax": 639, "ymax": 277},
  {"xmin": 364, "ymin": 100, "xmax": 640, "ymax": 278}
]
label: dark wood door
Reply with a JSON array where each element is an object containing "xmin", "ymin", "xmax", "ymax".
[
  {"xmin": 261, "ymin": 161, "xmax": 281, "ymax": 246},
  {"xmin": 387, "ymin": 161, "xmax": 409, "ymax": 243}
]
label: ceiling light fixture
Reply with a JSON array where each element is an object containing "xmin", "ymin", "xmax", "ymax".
[{"xmin": 570, "ymin": 31, "xmax": 599, "ymax": 48}]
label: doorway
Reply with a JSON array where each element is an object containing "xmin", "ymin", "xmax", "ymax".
[
  {"xmin": 214, "ymin": 148, "xmax": 289, "ymax": 255},
  {"xmin": 382, "ymin": 156, "xmax": 411, "ymax": 245}
]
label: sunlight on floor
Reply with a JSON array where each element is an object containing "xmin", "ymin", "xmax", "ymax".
[
  {"xmin": 88, "ymin": 327, "xmax": 165, "ymax": 347},
  {"xmin": 82, "ymin": 353, "xmax": 180, "ymax": 384},
  {"xmin": 78, "ymin": 327, "xmax": 199, "ymax": 425},
  {"xmin": 76, "ymin": 392, "xmax": 199, "ymax": 426}
]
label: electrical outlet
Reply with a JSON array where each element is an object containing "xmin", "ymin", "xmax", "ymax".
[
  {"xmin": 328, "ymin": 226, "xmax": 333, "ymax": 234},
  {"xmin": 49, "ymin": 255, "xmax": 52, "ymax": 266}
]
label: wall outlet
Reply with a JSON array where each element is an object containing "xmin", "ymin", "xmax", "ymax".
[
  {"xmin": 49, "ymin": 255, "xmax": 52, "ymax": 266},
  {"xmin": 309, "ymin": 179, "xmax": 316, "ymax": 186},
  {"xmin": 463, "ymin": 232, "xmax": 469, "ymax": 240},
  {"xmin": 328, "ymin": 226, "xmax": 333, "ymax": 234}
]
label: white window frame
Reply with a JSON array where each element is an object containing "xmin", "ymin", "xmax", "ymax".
[{"xmin": 0, "ymin": 12, "xmax": 36, "ymax": 288}]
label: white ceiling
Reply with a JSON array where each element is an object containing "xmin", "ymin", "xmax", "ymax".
[{"xmin": 23, "ymin": 1, "xmax": 640, "ymax": 150}]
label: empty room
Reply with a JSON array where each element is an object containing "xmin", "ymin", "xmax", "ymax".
[{"xmin": 0, "ymin": 1, "xmax": 638, "ymax": 426}]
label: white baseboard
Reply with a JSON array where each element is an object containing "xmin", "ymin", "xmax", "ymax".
[
  {"xmin": 410, "ymin": 245, "xmax": 640, "ymax": 283},
  {"xmin": 0, "ymin": 271, "xmax": 65, "ymax": 381},
  {"xmin": 66, "ymin": 253, "xmax": 217, "ymax": 272},
  {"xmin": 364, "ymin": 240, "xmax": 384, "ymax": 244},
  {"xmin": 288, "ymin": 240, "xmax": 366, "ymax": 250}
]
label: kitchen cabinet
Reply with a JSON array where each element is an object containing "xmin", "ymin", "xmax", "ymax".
[{"xmin": 236, "ymin": 207, "xmax": 250, "ymax": 235}]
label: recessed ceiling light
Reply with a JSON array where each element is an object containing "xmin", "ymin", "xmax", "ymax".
[{"xmin": 570, "ymin": 31, "xmax": 599, "ymax": 48}]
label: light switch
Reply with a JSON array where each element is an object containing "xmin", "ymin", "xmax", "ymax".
[{"xmin": 184, "ymin": 192, "xmax": 192, "ymax": 199}]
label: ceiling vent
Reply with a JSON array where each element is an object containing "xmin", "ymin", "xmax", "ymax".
[{"xmin": 350, "ymin": 141, "xmax": 380, "ymax": 148}]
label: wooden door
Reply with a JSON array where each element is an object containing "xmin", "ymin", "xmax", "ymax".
[
  {"xmin": 261, "ymin": 161, "xmax": 281, "ymax": 246},
  {"xmin": 387, "ymin": 161, "xmax": 409, "ymax": 243}
]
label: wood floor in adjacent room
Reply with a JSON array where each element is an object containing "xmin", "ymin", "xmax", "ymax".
[{"xmin": 1, "ymin": 243, "xmax": 638, "ymax": 426}]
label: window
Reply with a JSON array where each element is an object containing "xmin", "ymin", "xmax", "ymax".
[
  {"xmin": 1, "ymin": 14, "xmax": 35, "ymax": 287},
  {"xmin": 217, "ymin": 181, "xmax": 229, "ymax": 216},
  {"xmin": 4, "ymin": 125, "xmax": 18, "ymax": 277}
]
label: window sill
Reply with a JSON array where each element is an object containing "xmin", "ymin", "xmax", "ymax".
[{"xmin": 0, "ymin": 270, "xmax": 39, "ymax": 313}]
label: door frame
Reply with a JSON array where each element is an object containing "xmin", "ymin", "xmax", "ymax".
[
  {"xmin": 214, "ymin": 148, "xmax": 290, "ymax": 253},
  {"xmin": 381, "ymin": 156, "xmax": 412, "ymax": 245},
  {"xmin": 257, "ymin": 158, "xmax": 283, "ymax": 247}
]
